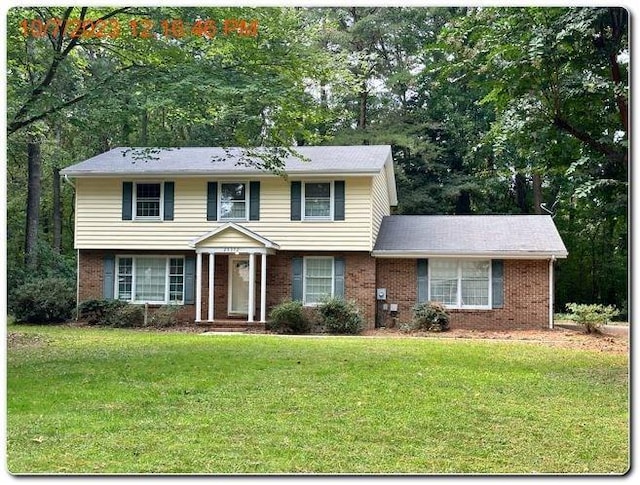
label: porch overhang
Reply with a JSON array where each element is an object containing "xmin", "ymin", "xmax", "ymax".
[{"xmin": 190, "ymin": 223, "xmax": 277, "ymax": 325}]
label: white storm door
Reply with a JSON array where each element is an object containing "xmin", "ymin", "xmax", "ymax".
[{"xmin": 229, "ymin": 257, "xmax": 250, "ymax": 315}]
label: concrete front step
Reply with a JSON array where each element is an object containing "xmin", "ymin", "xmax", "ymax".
[{"xmin": 196, "ymin": 320, "xmax": 266, "ymax": 333}]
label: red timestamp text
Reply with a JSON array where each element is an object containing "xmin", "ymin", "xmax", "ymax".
[{"xmin": 19, "ymin": 17, "xmax": 259, "ymax": 40}]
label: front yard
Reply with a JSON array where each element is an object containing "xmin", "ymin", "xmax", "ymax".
[{"xmin": 6, "ymin": 325, "xmax": 629, "ymax": 474}]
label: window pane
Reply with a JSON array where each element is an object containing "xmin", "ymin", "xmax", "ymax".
[
  {"xmin": 305, "ymin": 258, "xmax": 333, "ymax": 304},
  {"xmin": 136, "ymin": 183, "xmax": 161, "ymax": 218},
  {"xmin": 169, "ymin": 258, "xmax": 184, "ymax": 303},
  {"xmin": 430, "ymin": 260, "xmax": 458, "ymax": 306},
  {"xmin": 117, "ymin": 258, "xmax": 133, "ymax": 301},
  {"xmin": 220, "ymin": 183, "xmax": 247, "ymax": 219},
  {"xmin": 135, "ymin": 258, "xmax": 166, "ymax": 302},
  {"xmin": 461, "ymin": 261, "xmax": 489, "ymax": 306},
  {"xmin": 305, "ymin": 183, "xmax": 331, "ymax": 218}
]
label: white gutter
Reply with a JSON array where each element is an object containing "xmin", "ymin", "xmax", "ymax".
[
  {"xmin": 549, "ymin": 256, "xmax": 556, "ymax": 329},
  {"xmin": 371, "ymin": 250, "xmax": 568, "ymax": 260},
  {"xmin": 62, "ymin": 173, "xmax": 75, "ymax": 189},
  {"xmin": 58, "ymin": 169, "xmax": 383, "ymax": 178}
]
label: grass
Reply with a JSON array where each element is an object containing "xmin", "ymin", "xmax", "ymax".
[{"xmin": 6, "ymin": 325, "xmax": 629, "ymax": 474}]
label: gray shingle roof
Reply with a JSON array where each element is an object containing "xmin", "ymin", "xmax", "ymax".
[
  {"xmin": 60, "ymin": 146, "xmax": 392, "ymax": 176},
  {"xmin": 373, "ymin": 215, "xmax": 567, "ymax": 257}
]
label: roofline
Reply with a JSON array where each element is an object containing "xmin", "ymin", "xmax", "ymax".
[
  {"xmin": 190, "ymin": 222, "xmax": 280, "ymax": 249},
  {"xmin": 59, "ymin": 169, "xmax": 384, "ymax": 178},
  {"xmin": 371, "ymin": 250, "xmax": 568, "ymax": 259}
]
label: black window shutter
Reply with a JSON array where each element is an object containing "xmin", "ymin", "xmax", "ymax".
[
  {"xmin": 334, "ymin": 257, "xmax": 345, "ymax": 298},
  {"xmin": 207, "ymin": 182, "xmax": 218, "ymax": 221},
  {"xmin": 334, "ymin": 181, "xmax": 345, "ymax": 220},
  {"xmin": 291, "ymin": 181, "xmax": 301, "ymax": 221},
  {"xmin": 292, "ymin": 257, "xmax": 303, "ymax": 301},
  {"xmin": 249, "ymin": 181, "xmax": 260, "ymax": 221},
  {"xmin": 417, "ymin": 259, "xmax": 428, "ymax": 303},
  {"xmin": 492, "ymin": 260, "xmax": 504, "ymax": 308},
  {"xmin": 103, "ymin": 254, "xmax": 115, "ymax": 299},
  {"xmin": 184, "ymin": 256, "xmax": 196, "ymax": 304},
  {"xmin": 163, "ymin": 182, "xmax": 174, "ymax": 221},
  {"xmin": 122, "ymin": 182, "xmax": 133, "ymax": 220}
]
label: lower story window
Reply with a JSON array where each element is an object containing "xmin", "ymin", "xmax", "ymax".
[
  {"xmin": 430, "ymin": 259, "xmax": 490, "ymax": 309},
  {"xmin": 304, "ymin": 257, "xmax": 334, "ymax": 305},
  {"xmin": 116, "ymin": 256, "xmax": 184, "ymax": 304}
]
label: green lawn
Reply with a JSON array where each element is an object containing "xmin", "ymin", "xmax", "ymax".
[{"xmin": 6, "ymin": 325, "xmax": 629, "ymax": 474}]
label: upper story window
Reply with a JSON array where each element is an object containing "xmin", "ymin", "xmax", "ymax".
[
  {"xmin": 429, "ymin": 259, "xmax": 490, "ymax": 309},
  {"xmin": 135, "ymin": 183, "xmax": 162, "ymax": 220},
  {"xmin": 303, "ymin": 182, "xmax": 332, "ymax": 220},
  {"xmin": 220, "ymin": 182, "xmax": 247, "ymax": 220}
]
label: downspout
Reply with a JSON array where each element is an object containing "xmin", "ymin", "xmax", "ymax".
[
  {"xmin": 62, "ymin": 174, "xmax": 79, "ymax": 319},
  {"xmin": 549, "ymin": 256, "xmax": 556, "ymax": 329}
]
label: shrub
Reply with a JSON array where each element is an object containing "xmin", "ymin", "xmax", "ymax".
[
  {"xmin": 109, "ymin": 304, "xmax": 145, "ymax": 328},
  {"xmin": 78, "ymin": 299, "xmax": 128, "ymax": 325},
  {"xmin": 148, "ymin": 305, "xmax": 182, "ymax": 328},
  {"xmin": 566, "ymin": 303, "xmax": 620, "ymax": 334},
  {"xmin": 268, "ymin": 300, "xmax": 310, "ymax": 334},
  {"xmin": 12, "ymin": 277, "xmax": 76, "ymax": 323},
  {"xmin": 317, "ymin": 297, "xmax": 363, "ymax": 335},
  {"xmin": 410, "ymin": 301, "xmax": 450, "ymax": 332}
]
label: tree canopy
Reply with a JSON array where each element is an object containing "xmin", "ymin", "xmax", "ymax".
[{"xmin": 5, "ymin": 6, "xmax": 629, "ymax": 316}]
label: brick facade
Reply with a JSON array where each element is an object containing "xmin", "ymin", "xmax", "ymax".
[
  {"xmin": 78, "ymin": 249, "xmax": 377, "ymax": 328},
  {"xmin": 78, "ymin": 250, "xmax": 550, "ymax": 330},
  {"xmin": 375, "ymin": 258, "xmax": 550, "ymax": 330}
]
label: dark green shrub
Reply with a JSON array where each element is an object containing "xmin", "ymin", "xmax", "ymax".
[
  {"xmin": 78, "ymin": 299, "xmax": 128, "ymax": 325},
  {"xmin": 148, "ymin": 305, "xmax": 182, "ymax": 327},
  {"xmin": 411, "ymin": 301, "xmax": 450, "ymax": 332},
  {"xmin": 109, "ymin": 304, "xmax": 145, "ymax": 328},
  {"xmin": 566, "ymin": 303, "xmax": 620, "ymax": 334},
  {"xmin": 12, "ymin": 277, "xmax": 76, "ymax": 323},
  {"xmin": 268, "ymin": 300, "xmax": 310, "ymax": 334},
  {"xmin": 317, "ymin": 297, "xmax": 363, "ymax": 335}
]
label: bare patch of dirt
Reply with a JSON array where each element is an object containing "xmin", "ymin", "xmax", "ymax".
[
  {"xmin": 362, "ymin": 325, "xmax": 629, "ymax": 353},
  {"xmin": 7, "ymin": 332, "xmax": 51, "ymax": 349}
]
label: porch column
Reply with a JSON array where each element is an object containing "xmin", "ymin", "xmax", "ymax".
[
  {"xmin": 549, "ymin": 257, "xmax": 555, "ymax": 329},
  {"xmin": 208, "ymin": 253, "xmax": 215, "ymax": 322},
  {"xmin": 248, "ymin": 253, "xmax": 255, "ymax": 322},
  {"xmin": 260, "ymin": 253, "xmax": 267, "ymax": 323},
  {"xmin": 195, "ymin": 252, "xmax": 202, "ymax": 322}
]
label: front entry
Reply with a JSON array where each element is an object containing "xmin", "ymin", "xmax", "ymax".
[{"xmin": 228, "ymin": 256, "xmax": 250, "ymax": 315}]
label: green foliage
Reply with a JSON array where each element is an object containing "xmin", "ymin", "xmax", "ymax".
[
  {"xmin": 109, "ymin": 304, "xmax": 146, "ymax": 328},
  {"xmin": 267, "ymin": 300, "xmax": 310, "ymax": 334},
  {"xmin": 407, "ymin": 301, "xmax": 450, "ymax": 332},
  {"xmin": 566, "ymin": 303, "xmax": 620, "ymax": 334},
  {"xmin": 148, "ymin": 305, "xmax": 183, "ymax": 328},
  {"xmin": 11, "ymin": 277, "xmax": 76, "ymax": 323},
  {"xmin": 317, "ymin": 297, "xmax": 363, "ymax": 335},
  {"xmin": 78, "ymin": 299, "xmax": 128, "ymax": 325}
]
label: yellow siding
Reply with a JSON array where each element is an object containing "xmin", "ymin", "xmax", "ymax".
[
  {"xmin": 198, "ymin": 228, "xmax": 263, "ymax": 248},
  {"xmin": 371, "ymin": 168, "xmax": 391, "ymax": 246},
  {"xmin": 74, "ymin": 176, "xmax": 376, "ymax": 251}
]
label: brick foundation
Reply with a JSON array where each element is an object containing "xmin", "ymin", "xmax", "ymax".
[{"xmin": 375, "ymin": 258, "xmax": 550, "ymax": 330}]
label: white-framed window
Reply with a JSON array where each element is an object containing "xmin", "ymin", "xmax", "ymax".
[
  {"xmin": 220, "ymin": 182, "xmax": 248, "ymax": 220},
  {"xmin": 303, "ymin": 256, "xmax": 334, "ymax": 305},
  {"xmin": 303, "ymin": 182, "xmax": 332, "ymax": 220},
  {"xmin": 116, "ymin": 256, "xmax": 185, "ymax": 304},
  {"xmin": 429, "ymin": 259, "xmax": 491, "ymax": 309},
  {"xmin": 134, "ymin": 182, "xmax": 163, "ymax": 220}
]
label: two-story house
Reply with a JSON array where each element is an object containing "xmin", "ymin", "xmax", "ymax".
[{"xmin": 61, "ymin": 145, "xmax": 568, "ymax": 330}]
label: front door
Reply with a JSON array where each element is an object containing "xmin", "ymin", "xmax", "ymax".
[{"xmin": 228, "ymin": 257, "xmax": 250, "ymax": 315}]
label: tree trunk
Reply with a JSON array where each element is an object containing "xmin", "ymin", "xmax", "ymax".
[
  {"xmin": 53, "ymin": 166, "xmax": 62, "ymax": 253},
  {"xmin": 455, "ymin": 190, "xmax": 471, "ymax": 214},
  {"xmin": 140, "ymin": 108, "xmax": 149, "ymax": 145},
  {"xmin": 514, "ymin": 172, "xmax": 528, "ymax": 213},
  {"xmin": 25, "ymin": 139, "xmax": 42, "ymax": 268},
  {"xmin": 358, "ymin": 80, "xmax": 368, "ymax": 129},
  {"xmin": 532, "ymin": 173, "xmax": 543, "ymax": 215}
]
